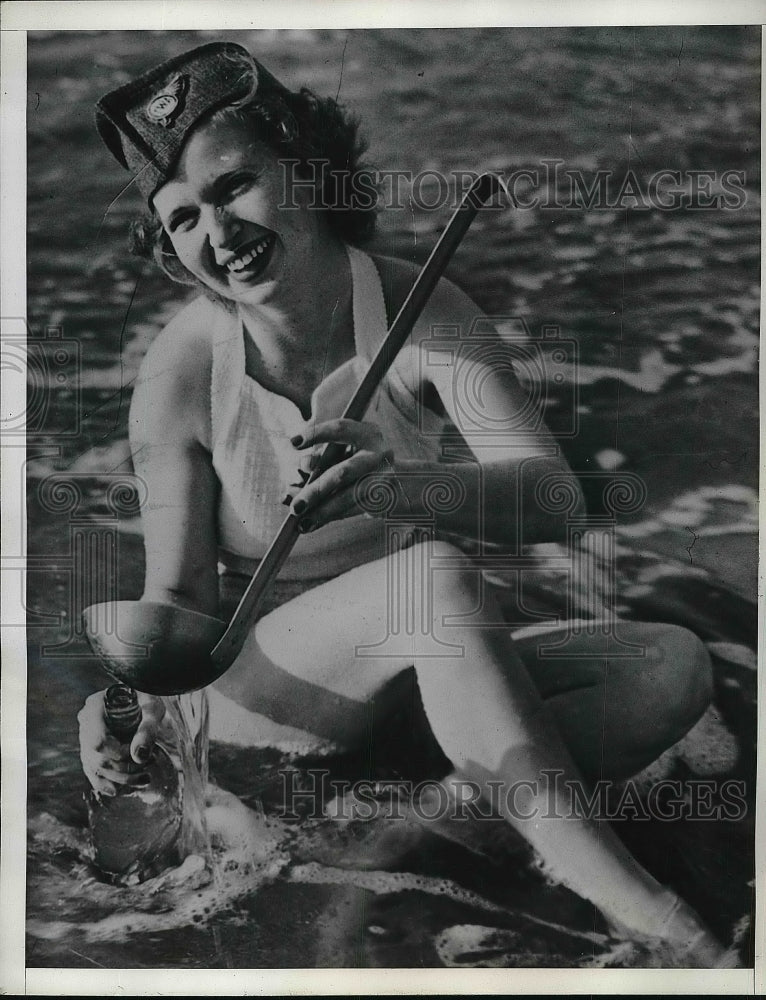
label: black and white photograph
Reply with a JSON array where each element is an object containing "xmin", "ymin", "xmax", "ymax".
[{"xmin": 1, "ymin": 1, "xmax": 762, "ymax": 993}]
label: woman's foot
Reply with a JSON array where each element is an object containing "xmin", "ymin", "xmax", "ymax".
[{"xmin": 612, "ymin": 891, "xmax": 737, "ymax": 968}]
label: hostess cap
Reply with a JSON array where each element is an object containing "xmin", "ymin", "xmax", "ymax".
[{"xmin": 95, "ymin": 41, "xmax": 291, "ymax": 202}]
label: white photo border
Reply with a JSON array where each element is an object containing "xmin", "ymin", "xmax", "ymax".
[{"xmin": 2, "ymin": 0, "xmax": 763, "ymax": 995}]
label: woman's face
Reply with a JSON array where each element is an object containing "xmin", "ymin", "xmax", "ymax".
[{"xmin": 153, "ymin": 116, "xmax": 323, "ymax": 307}]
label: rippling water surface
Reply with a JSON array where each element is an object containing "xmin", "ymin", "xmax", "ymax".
[{"xmin": 24, "ymin": 27, "xmax": 759, "ymax": 969}]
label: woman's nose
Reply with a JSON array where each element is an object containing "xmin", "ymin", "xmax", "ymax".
[{"xmin": 207, "ymin": 206, "xmax": 241, "ymax": 249}]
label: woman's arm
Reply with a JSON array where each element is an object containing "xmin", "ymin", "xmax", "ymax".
[
  {"xmin": 79, "ymin": 303, "xmax": 219, "ymax": 791},
  {"xmin": 290, "ymin": 272, "xmax": 584, "ymax": 550},
  {"xmin": 393, "ymin": 275, "xmax": 586, "ymax": 548},
  {"xmin": 128, "ymin": 303, "xmax": 220, "ymax": 616}
]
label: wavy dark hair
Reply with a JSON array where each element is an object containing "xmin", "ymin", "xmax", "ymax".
[{"xmin": 129, "ymin": 86, "xmax": 379, "ymax": 293}]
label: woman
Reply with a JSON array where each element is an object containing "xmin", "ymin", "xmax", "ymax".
[{"xmin": 79, "ymin": 41, "xmax": 727, "ymax": 965}]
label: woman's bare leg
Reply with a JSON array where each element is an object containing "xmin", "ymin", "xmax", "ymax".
[{"xmin": 212, "ymin": 540, "xmax": 725, "ymax": 959}]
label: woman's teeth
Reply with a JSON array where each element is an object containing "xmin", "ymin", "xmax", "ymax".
[{"xmin": 227, "ymin": 237, "xmax": 272, "ymax": 274}]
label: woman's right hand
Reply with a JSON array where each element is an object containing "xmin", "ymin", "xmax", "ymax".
[{"xmin": 78, "ymin": 690, "xmax": 167, "ymax": 796}]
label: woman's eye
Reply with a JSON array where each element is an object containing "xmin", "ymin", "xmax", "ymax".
[
  {"xmin": 224, "ymin": 174, "xmax": 256, "ymax": 200},
  {"xmin": 168, "ymin": 210, "xmax": 198, "ymax": 233}
]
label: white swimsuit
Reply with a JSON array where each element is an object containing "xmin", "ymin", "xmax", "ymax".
[{"xmin": 209, "ymin": 245, "xmax": 453, "ymax": 582}]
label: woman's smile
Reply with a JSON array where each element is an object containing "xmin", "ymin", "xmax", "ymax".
[{"xmin": 217, "ymin": 231, "xmax": 277, "ymax": 285}]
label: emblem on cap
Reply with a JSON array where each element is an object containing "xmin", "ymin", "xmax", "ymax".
[{"xmin": 145, "ymin": 74, "xmax": 189, "ymax": 128}]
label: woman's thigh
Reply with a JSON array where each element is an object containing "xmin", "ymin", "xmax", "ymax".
[{"xmin": 212, "ymin": 541, "xmax": 469, "ymax": 742}]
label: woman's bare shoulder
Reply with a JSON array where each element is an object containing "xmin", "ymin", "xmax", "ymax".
[
  {"xmin": 141, "ymin": 295, "xmax": 220, "ymax": 372},
  {"xmin": 131, "ymin": 295, "xmax": 223, "ymax": 446},
  {"xmin": 368, "ymin": 250, "xmax": 483, "ymax": 346}
]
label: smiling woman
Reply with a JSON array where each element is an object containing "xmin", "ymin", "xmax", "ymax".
[
  {"xmin": 125, "ymin": 47, "xmax": 375, "ymax": 295},
  {"xmin": 78, "ymin": 40, "xmax": 733, "ymax": 968},
  {"xmin": 151, "ymin": 119, "xmax": 346, "ymax": 317}
]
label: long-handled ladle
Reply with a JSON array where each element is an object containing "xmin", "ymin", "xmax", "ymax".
[{"xmin": 83, "ymin": 172, "xmax": 505, "ymax": 694}]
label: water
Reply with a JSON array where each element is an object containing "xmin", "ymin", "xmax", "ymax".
[
  {"xmin": 24, "ymin": 27, "xmax": 758, "ymax": 968},
  {"xmin": 161, "ymin": 693, "xmax": 212, "ymax": 862}
]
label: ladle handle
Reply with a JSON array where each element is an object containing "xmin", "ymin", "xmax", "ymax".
[{"xmin": 210, "ymin": 172, "xmax": 506, "ymax": 670}]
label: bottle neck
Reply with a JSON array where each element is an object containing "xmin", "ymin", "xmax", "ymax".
[{"xmin": 103, "ymin": 685, "xmax": 142, "ymax": 744}]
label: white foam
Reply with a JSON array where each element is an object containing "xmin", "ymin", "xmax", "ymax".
[
  {"xmin": 287, "ymin": 862, "xmax": 608, "ymax": 946},
  {"xmin": 594, "ymin": 449, "xmax": 626, "ymax": 471},
  {"xmin": 433, "ymin": 923, "xmax": 625, "ymax": 968},
  {"xmin": 707, "ymin": 642, "xmax": 758, "ymax": 671},
  {"xmin": 675, "ymin": 705, "xmax": 740, "ymax": 776},
  {"xmin": 27, "ymin": 785, "xmax": 291, "ymax": 945}
]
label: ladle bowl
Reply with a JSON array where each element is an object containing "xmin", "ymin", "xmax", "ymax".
[{"xmin": 82, "ymin": 601, "xmax": 228, "ymax": 695}]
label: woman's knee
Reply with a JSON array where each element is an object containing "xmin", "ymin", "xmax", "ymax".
[{"xmin": 649, "ymin": 623, "xmax": 713, "ymax": 736}]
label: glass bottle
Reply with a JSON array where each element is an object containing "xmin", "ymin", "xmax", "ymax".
[{"xmin": 87, "ymin": 684, "xmax": 181, "ymax": 885}]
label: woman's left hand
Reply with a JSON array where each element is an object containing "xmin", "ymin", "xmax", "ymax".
[{"xmin": 286, "ymin": 418, "xmax": 394, "ymax": 531}]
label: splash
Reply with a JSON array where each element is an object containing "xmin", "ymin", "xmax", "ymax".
[
  {"xmin": 27, "ymin": 689, "xmax": 292, "ymax": 953},
  {"xmin": 27, "ymin": 785, "xmax": 291, "ymax": 946},
  {"xmin": 161, "ymin": 691, "xmax": 211, "ymax": 861}
]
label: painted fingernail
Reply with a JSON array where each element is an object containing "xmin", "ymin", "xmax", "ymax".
[
  {"xmin": 291, "ymin": 434, "xmax": 304, "ymax": 447},
  {"xmin": 293, "ymin": 499, "xmax": 307, "ymax": 515},
  {"xmin": 134, "ymin": 745, "xmax": 150, "ymax": 762},
  {"xmin": 281, "ymin": 493, "xmax": 293, "ymax": 506},
  {"xmin": 298, "ymin": 519, "xmax": 314, "ymax": 533}
]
